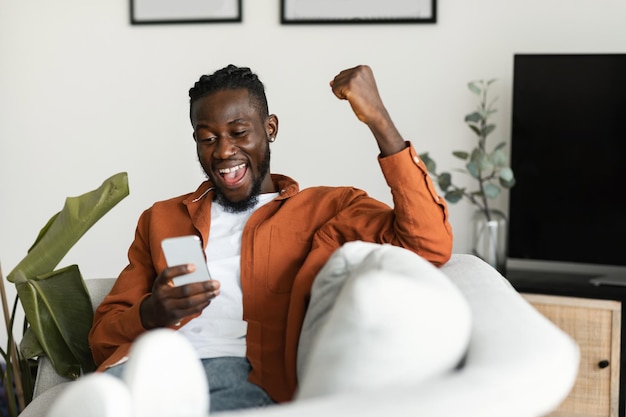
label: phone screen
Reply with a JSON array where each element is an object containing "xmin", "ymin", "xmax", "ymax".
[{"xmin": 161, "ymin": 235, "xmax": 212, "ymax": 287}]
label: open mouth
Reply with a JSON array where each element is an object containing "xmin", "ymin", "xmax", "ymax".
[{"xmin": 218, "ymin": 163, "xmax": 248, "ymax": 186}]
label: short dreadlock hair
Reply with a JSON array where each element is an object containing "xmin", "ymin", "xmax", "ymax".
[{"xmin": 188, "ymin": 64, "xmax": 269, "ymax": 122}]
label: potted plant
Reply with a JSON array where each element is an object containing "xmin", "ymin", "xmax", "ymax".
[
  {"xmin": 419, "ymin": 79, "xmax": 515, "ymax": 272},
  {"xmin": 0, "ymin": 172, "xmax": 129, "ymax": 416}
]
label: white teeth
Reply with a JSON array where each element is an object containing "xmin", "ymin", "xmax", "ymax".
[{"xmin": 219, "ymin": 163, "xmax": 246, "ymax": 174}]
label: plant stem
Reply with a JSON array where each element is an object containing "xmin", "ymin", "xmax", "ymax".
[
  {"xmin": 477, "ymin": 83, "xmax": 492, "ymax": 221},
  {"xmin": 0, "ymin": 263, "xmax": 25, "ymax": 413}
]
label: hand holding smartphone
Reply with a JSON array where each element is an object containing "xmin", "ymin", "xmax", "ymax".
[{"xmin": 161, "ymin": 235, "xmax": 212, "ymax": 287}]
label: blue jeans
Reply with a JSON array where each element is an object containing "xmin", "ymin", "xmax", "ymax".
[{"xmin": 105, "ymin": 356, "xmax": 275, "ymax": 413}]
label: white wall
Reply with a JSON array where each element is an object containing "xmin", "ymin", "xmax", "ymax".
[{"xmin": 1, "ymin": 0, "xmax": 625, "ymax": 345}]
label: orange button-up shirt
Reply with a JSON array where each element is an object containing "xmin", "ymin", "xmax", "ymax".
[{"xmin": 88, "ymin": 142, "xmax": 452, "ymax": 403}]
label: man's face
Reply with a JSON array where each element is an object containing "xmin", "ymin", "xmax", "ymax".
[{"xmin": 191, "ymin": 89, "xmax": 277, "ymax": 212}]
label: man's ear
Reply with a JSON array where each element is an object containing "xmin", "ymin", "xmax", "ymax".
[{"xmin": 266, "ymin": 114, "xmax": 279, "ymax": 139}]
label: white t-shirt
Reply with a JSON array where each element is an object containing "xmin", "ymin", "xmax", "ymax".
[{"xmin": 177, "ymin": 193, "xmax": 278, "ymax": 358}]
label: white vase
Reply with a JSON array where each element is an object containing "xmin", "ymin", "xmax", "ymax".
[{"xmin": 471, "ymin": 209, "xmax": 507, "ymax": 273}]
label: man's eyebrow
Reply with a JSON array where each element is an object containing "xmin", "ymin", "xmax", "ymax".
[
  {"xmin": 228, "ymin": 118, "xmax": 250, "ymax": 125},
  {"xmin": 195, "ymin": 118, "xmax": 248, "ymax": 128}
]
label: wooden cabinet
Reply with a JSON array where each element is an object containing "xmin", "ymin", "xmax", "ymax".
[{"xmin": 523, "ymin": 293, "xmax": 621, "ymax": 417}]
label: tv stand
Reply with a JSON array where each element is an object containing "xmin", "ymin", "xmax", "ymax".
[
  {"xmin": 590, "ymin": 275, "xmax": 626, "ymax": 288},
  {"xmin": 507, "ymin": 268, "xmax": 624, "ymax": 417}
]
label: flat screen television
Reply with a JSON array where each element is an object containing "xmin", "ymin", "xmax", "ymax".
[{"xmin": 507, "ymin": 53, "xmax": 626, "ymax": 281}]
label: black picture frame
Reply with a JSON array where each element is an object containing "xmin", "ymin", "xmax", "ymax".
[
  {"xmin": 130, "ymin": 0, "xmax": 242, "ymax": 25},
  {"xmin": 281, "ymin": 0, "xmax": 436, "ymax": 24}
]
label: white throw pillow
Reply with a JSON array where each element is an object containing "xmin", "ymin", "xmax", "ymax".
[{"xmin": 296, "ymin": 241, "xmax": 472, "ymax": 399}]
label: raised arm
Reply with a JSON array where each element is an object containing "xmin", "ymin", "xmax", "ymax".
[
  {"xmin": 330, "ymin": 65, "xmax": 405, "ymax": 157},
  {"xmin": 330, "ymin": 64, "xmax": 453, "ymax": 265}
]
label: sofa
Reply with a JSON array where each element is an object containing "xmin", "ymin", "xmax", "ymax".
[{"xmin": 18, "ymin": 243, "xmax": 580, "ymax": 417}]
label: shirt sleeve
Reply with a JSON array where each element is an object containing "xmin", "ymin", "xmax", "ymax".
[
  {"xmin": 377, "ymin": 141, "xmax": 453, "ymax": 265},
  {"xmin": 88, "ymin": 209, "xmax": 156, "ymax": 367}
]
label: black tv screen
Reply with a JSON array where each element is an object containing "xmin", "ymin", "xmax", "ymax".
[{"xmin": 508, "ymin": 53, "xmax": 626, "ymax": 270}]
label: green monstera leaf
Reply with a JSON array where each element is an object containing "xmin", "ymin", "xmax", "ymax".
[
  {"xmin": 7, "ymin": 172, "xmax": 129, "ymax": 379},
  {"xmin": 13, "ymin": 266, "xmax": 95, "ymax": 378},
  {"xmin": 8, "ymin": 172, "xmax": 129, "ymax": 283}
]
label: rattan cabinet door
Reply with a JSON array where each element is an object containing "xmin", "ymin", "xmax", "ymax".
[{"xmin": 523, "ymin": 294, "xmax": 621, "ymax": 417}]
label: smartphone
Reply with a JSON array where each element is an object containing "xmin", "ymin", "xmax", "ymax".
[{"xmin": 161, "ymin": 235, "xmax": 212, "ymax": 287}]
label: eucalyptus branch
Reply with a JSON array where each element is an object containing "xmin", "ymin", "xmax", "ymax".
[
  {"xmin": 427, "ymin": 171, "xmax": 487, "ymax": 212},
  {"xmin": 418, "ymin": 79, "xmax": 515, "ymax": 219}
]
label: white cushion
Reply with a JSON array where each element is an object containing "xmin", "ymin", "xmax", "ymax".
[
  {"xmin": 296, "ymin": 241, "xmax": 472, "ymax": 399},
  {"xmin": 123, "ymin": 329, "xmax": 209, "ymax": 417},
  {"xmin": 46, "ymin": 373, "xmax": 132, "ymax": 417}
]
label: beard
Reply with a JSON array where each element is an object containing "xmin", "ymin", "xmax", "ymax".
[{"xmin": 211, "ymin": 145, "xmax": 271, "ymax": 213}]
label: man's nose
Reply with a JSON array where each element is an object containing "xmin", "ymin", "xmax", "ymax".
[{"xmin": 213, "ymin": 137, "xmax": 237, "ymax": 159}]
